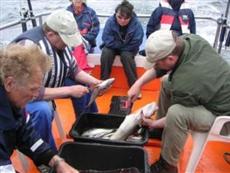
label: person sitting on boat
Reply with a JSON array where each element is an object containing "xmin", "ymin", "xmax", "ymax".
[
  {"xmin": 147, "ymin": 0, "xmax": 196, "ymax": 37},
  {"xmin": 139, "ymin": 0, "xmax": 196, "ymax": 56},
  {"xmin": 100, "ymin": 0, "xmax": 144, "ymax": 88},
  {"xmin": 67, "ymin": 0, "xmax": 100, "ymax": 53},
  {"xmin": 128, "ymin": 30, "xmax": 230, "ymax": 173},
  {"xmin": 12, "ymin": 9, "xmax": 103, "ymax": 152},
  {"xmin": 0, "ymin": 44, "xmax": 79, "ymax": 173}
]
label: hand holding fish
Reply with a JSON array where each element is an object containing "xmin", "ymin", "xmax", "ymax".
[
  {"xmin": 70, "ymin": 85, "xmax": 89, "ymax": 98},
  {"xmin": 86, "ymin": 78, "xmax": 115, "ymax": 108},
  {"xmin": 141, "ymin": 116, "xmax": 167, "ymax": 130},
  {"xmin": 140, "ymin": 115, "xmax": 155, "ymax": 130},
  {"xmin": 110, "ymin": 102, "xmax": 158, "ymax": 140}
]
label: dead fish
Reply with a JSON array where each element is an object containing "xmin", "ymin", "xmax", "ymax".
[
  {"xmin": 86, "ymin": 78, "xmax": 115, "ymax": 108},
  {"xmin": 81, "ymin": 128, "xmax": 116, "ymax": 138},
  {"xmin": 110, "ymin": 102, "xmax": 158, "ymax": 141}
]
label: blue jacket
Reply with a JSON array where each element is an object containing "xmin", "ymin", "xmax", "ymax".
[
  {"xmin": 102, "ymin": 14, "xmax": 144, "ymax": 54},
  {"xmin": 0, "ymin": 85, "xmax": 56, "ymax": 167},
  {"xmin": 67, "ymin": 3, "xmax": 100, "ymax": 47},
  {"xmin": 146, "ymin": 3, "xmax": 196, "ymax": 37}
]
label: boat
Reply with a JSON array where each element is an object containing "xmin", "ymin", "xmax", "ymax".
[{"xmin": 1, "ymin": 1, "xmax": 230, "ymax": 173}]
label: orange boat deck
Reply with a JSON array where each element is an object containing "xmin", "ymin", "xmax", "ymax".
[{"xmin": 11, "ymin": 65, "xmax": 230, "ymax": 173}]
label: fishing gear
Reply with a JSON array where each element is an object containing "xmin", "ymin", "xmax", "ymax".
[
  {"xmin": 217, "ymin": 0, "xmax": 230, "ymax": 53},
  {"xmin": 225, "ymin": 30, "xmax": 230, "ymax": 47},
  {"xmin": 27, "ymin": 0, "xmax": 37, "ymax": 27},
  {"xmin": 20, "ymin": 7, "xmax": 28, "ymax": 32}
]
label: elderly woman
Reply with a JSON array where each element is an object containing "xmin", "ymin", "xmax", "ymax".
[
  {"xmin": 0, "ymin": 44, "xmax": 78, "ymax": 173},
  {"xmin": 67, "ymin": 0, "xmax": 100, "ymax": 52}
]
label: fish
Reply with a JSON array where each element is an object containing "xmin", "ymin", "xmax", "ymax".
[
  {"xmin": 81, "ymin": 128, "xmax": 116, "ymax": 139},
  {"xmin": 110, "ymin": 102, "xmax": 158, "ymax": 141},
  {"xmin": 86, "ymin": 78, "xmax": 115, "ymax": 108}
]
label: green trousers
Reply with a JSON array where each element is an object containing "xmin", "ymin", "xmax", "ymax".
[{"xmin": 157, "ymin": 75, "xmax": 216, "ymax": 166}]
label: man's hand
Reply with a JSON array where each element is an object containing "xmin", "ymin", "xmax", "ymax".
[
  {"xmin": 49, "ymin": 155, "xmax": 79, "ymax": 173},
  {"xmin": 140, "ymin": 115, "xmax": 155, "ymax": 130},
  {"xmin": 70, "ymin": 85, "xmax": 89, "ymax": 98},
  {"xmin": 127, "ymin": 85, "xmax": 141, "ymax": 103}
]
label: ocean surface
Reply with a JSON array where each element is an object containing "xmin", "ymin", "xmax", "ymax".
[{"xmin": 0, "ymin": 0, "xmax": 229, "ymax": 58}]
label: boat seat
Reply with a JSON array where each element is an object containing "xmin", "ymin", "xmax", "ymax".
[
  {"xmin": 53, "ymin": 101, "xmax": 66, "ymax": 140},
  {"xmin": 186, "ymin": 116, "xmax": 230, "ymax": 173}
]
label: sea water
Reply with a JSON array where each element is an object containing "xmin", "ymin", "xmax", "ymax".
[{"xmin": 0, "ymin": 0, "xmax": 229, "ymax": 58}]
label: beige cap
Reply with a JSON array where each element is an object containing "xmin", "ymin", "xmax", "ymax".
[
  {"xmin": 45, "ymin": 9, "xmax": 82, "ymax": 47},
  {"xmin": 144, "ymin": 30, "xmax": 176, "ymax": 69}
]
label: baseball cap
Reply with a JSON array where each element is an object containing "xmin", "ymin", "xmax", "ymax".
[
  {"xmin": 45, "ymin": 9, "xmax": 82, "ymax": 47},
  {"xmin": 144, "ymin": 30, "xmax": 176, "ymax": 69}
]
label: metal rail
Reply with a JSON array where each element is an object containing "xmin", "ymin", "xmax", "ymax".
[
  {"xmin": 0, "ymin": 12, "xmax": 229, "ymax": 52},
  {"xmin": 0, "ymin": 12, "xmax": 219, "ymax": 31}
]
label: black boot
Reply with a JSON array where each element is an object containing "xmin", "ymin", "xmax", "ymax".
[{"xmin": 150, "ymin": 156, "xmax": 178, "ymax": 173}]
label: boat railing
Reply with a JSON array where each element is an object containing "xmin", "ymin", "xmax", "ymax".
[{"xmin": 0, "ymin": 12, "xmax": 229, "ymax": 53}]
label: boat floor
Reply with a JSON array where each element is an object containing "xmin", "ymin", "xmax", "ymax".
[{"xmin": 11, "ymin": 66, "xmax": 230, "ymax": 173}]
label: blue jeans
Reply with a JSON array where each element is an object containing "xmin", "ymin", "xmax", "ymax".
[
  {"xmin": 63, "ymin": 78, "xmax": 98, "ymax": 119},
  {"xmin": 25, "ymin": 101, "xmax": 57, "ymax": 152},
  {"xmin": 25, "ymin": 79, "xmax": 98, "ymax": 151}
]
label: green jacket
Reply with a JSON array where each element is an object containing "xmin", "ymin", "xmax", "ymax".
[{"xmin": 170, "ymin": 34, "xmax": 230, "ymax": 116}]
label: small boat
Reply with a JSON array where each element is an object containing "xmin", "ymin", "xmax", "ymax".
[
  {"xmin": 10, "ymin": 54, "xmax": 230, "ymax": 173},
  {"xmin": 2, "ymin": 1, "xmax": 230, "ymax": 173}
]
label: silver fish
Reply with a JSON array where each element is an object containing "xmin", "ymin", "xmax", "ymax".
[
  {"xmin": 110, "ymin": 102, "xmax": 158, "ymax": 141},
  {"xmin": 86, "ymin": 78, "xmax": 115, "ymax": 108},
  {"xmin": 81, "ymin": 128, "xmax": 116, "ymax": 138}
]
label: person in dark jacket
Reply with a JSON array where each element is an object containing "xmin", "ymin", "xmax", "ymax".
[
  {"xmin": 67, "ymin": 0, "xmax": 100, "ymax": 53},
  {"xmin": 0, "ymin": 44, "xmax": 79, "ymax": 173},
  {"xmin": 147, "ymin": 0, "xmax": 196, "ymax": 37},
  {"xmin": 128, "ymin": 30, "xmax": 230, "ymax": 173},
  {"xmin": 100, "ymin": 0, "xmax": 144, "ymax": 87},
  {"xmin": 139, "ymin": 0, "xmax": 195, "ymax": 60}
]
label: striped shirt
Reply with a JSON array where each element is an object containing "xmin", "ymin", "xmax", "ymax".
[{"xmin": 20, "ymin": 39, "xmax": 81, "ymax": 88}]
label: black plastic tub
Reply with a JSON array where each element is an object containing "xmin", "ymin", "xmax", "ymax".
[
  {"xmin": 52, "ymin": 142, "xmax": 150, "ymax": 173},
  {"xmin": 69, "ymin": 113, "xmax": 149, "ymax": 146}
]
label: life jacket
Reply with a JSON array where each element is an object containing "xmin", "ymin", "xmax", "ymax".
[{"xmin": 159, "ymin": 0, "xmax": 191, "ymax": 34}]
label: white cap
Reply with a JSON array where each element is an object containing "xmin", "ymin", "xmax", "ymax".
[
  {"xmin": 45, "ymin": 9, "xmax": 82, "ymax": 47},
  {"xmin": 144, "ymin": 30, "xmax": 176, "ymax": 69}
]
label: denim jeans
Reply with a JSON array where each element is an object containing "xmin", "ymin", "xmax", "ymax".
[{"xmin": 25, "ymin": 101, "xmax": 57, "ymax": 152}]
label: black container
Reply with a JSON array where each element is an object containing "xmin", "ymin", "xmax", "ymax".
[
  {"xmin": 108, "ymin": 96, "xmax": 133, "ymax": 116},
  {"xmin": 69, "ymin": 113, "xmax": 149, "ymax": 146},
  {"xmin": 53, "ymin": 142, "xmax": 150, "ymax": 173}
]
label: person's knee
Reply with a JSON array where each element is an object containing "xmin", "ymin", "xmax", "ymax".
[
  {"xmin": 102, "ymin": 47, "xmax": 113, "ymax": 57},
  {"xmin": 166, "ymin": 104, "xmax": 185, "ymax": 125},
  {"xmin": 37, "ymin": 103, "xmax": 53, "ymax": 116},
  {"xmin": 28, "ymin": 102, "xmax": 54, "ymax": 123},
  {"xmin": 120, "ymin": 52, "xmax": 134, "ymax": 60}
]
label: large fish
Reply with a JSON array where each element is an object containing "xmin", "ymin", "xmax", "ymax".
[
  {"xmin": 110, "ymin": 102, "xmax": 158, "ymax": 141},
  {"xmin": 86, "ymin": 78, "xmax": 115, "ymax": 108}
]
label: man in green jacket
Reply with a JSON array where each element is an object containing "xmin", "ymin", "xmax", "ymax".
[{"xmin": 128, "ymin": 30, "xmax": 230, "ymax": 173}]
